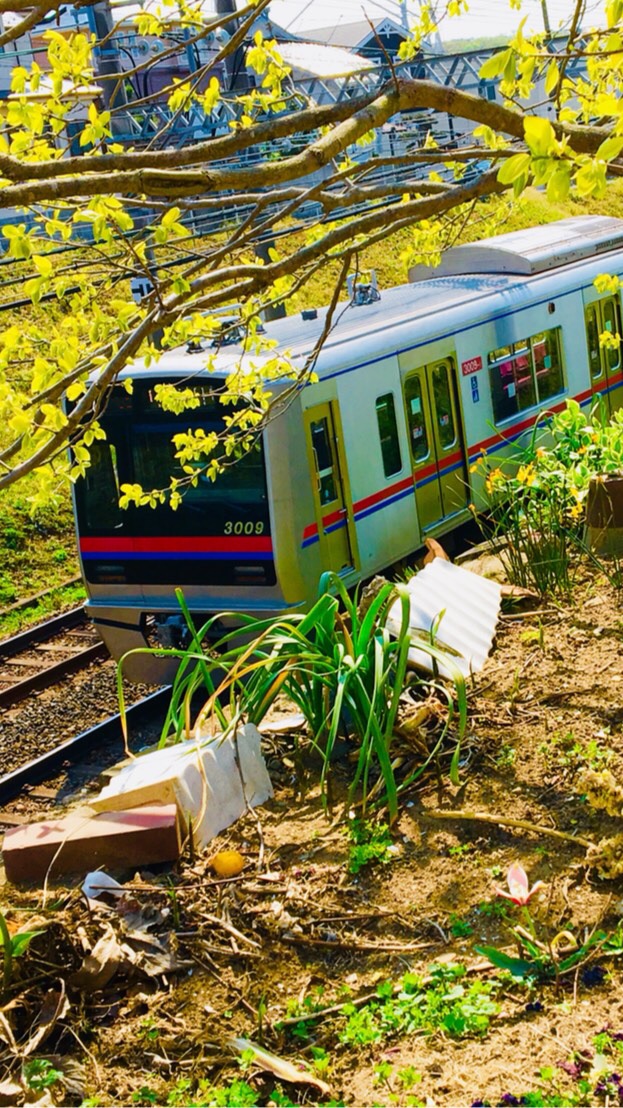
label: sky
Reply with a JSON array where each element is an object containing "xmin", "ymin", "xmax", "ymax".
[{"xmin": 266, "ymin": 0, "xmax": 597, "ymax": 40}]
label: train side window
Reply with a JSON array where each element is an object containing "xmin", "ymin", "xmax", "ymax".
[
  {"xmin": 375, "ymin": 393, "xmax": 402, "ymax": 478},
  {"xmin": 431, "ymin": 362, "xmax": 456, "ymax": 449},
  {"xmin": 489, "ymin": 328, "xmax": 564, "ymax": 423},
  {"xmin": 603, "ymin": 298, "xmax": 622, "ymax": 372},
  {"xmin": 310, "ymin": 417, "xmax": 338, "ymax": 506},
  {"xmin": 586, "ymin": 305, "xmax": 603, "ymax": 379},
  {"xmin": 404, "ymin": 376, "xmax": 429, "ymax": 462},
  {"xmin": 532, "ymin": 330, "xmax": 564, "ymax": 402},
  {"xmin": 488, "ymin": 344, "xmax": 525, "ymax": 422}
]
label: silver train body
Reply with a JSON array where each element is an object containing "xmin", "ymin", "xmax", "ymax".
[{"xmin": 72, "ymin": 216, "xmax": 623, "ymax": 682}]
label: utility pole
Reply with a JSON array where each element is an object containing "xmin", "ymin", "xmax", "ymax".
[
  {"xmin": 86, "ymin": 0, "xmax": 128, "ymax": 136},
  {"xmin": 399, "ymin": 0, "xmax": 409, "ymax": 33},
  {"xmin": 215, "ymin": 0, "xmax": 247, "ymax": 91},
  {"xmin": 541, "ymin": 0, "xmax": 552, "ymax": 38}
]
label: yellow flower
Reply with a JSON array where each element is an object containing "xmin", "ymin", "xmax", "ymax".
[
  {"xmin": 485, "ymin": 467, "xmax": 504, "ymax": 495},
  {"xmin": 517, "ymin": 464, "xmax": 536, "ymax": 486}
]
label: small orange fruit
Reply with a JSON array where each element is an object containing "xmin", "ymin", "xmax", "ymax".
[{"xmin": 209, "ymin": 849, "xmax": 245, "ymax": 877}]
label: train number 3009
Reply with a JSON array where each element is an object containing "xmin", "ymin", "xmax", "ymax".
[{"xmin": 223, "ymin": 521, "xmax": 265, "ymax": 535}]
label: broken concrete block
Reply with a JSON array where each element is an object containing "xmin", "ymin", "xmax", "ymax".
[
  {"xmin": 2, "ymin": 804, "xmax": 180, "ymax": 884},
  {"xmin": 90, "ymin": 723, "xmax": 272, "ymax": 848}
]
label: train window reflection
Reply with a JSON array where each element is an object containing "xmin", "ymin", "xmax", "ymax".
[
  {"xmin": 80, "ymin": 440, "xmax": 123, "ymax": 533},
  {"xmin": 310, "ymin": 418, "xmax": 338, "ymax": 505},
  {"xmin": 488, "ymin": 328, "xmax": 564, "ymax": 423},
  {"xmin": 586, "ymin": 306, "xmax": 603, "ymax": 380},
  {"xmin": 431, "ymin": 363, "xmax": 456, "ymax": 449},
  {"xmin": 404, "ymin": 376, "xmax": 429, "ymax": 462},
  {"xmin": 603, "ymin": 299, "xmax": 622, "ymax": 372},
  {"xmin": 375, "ymin": 393, "xmax": 402, "ymax": 478},
  {"xmin": 75, "ymin": 416, "xmax": 269, "ymax": 538}
]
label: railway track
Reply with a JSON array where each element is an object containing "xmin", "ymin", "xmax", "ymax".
[
  {"xmin": 0, "ymin": 606, "xmax": 109, "ymax": 708},
  {"xmin": 0, "ymin": 687, "xmax": 172, "ymax": 810}
]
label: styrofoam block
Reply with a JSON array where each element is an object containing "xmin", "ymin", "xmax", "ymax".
[{"xmin": 91, "ymin": 724, "xmax": 273, "ymax": 847}]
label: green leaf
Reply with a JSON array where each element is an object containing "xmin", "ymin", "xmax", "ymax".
[
  {"xmin": 479, "ymin": 48, "xmax": 512, "ymax": 80},
  {"xmin": 475, "ymin": 945, "xmax": 542, "ymax": 978},
  {"xmin": 544, "ymin": 59, "xmax": 559, "ymax": 96},
  {"xmin": 546, "ymin": 163, "xmax": 571, "ymax": 203},
  {"xmin": 596, "ymin": 136, "xmax": 623, "ymax": 163},
  {"xmin": 524, "ymin": 117, "xmax": 555, "ymax": 158},
  {"xmin": 497, "ymin": 153, "xmax": 531, "ymax": 185}
]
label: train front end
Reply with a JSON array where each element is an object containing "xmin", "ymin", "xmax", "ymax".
[{"xmin": 72, "ymin": 374, "xmax": 299, "ymax": 682}]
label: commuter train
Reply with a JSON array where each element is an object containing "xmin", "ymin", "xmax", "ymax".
[{"xmin": 73, "ymin": 215, "xmax": 623, "ymax": 682}]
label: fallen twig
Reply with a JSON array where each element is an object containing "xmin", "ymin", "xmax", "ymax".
[
  {"xmin": 424, "ymin": 808, "xmax": 594, "ymax": 848},
  {"xmin": 281, "ymin": 934, "xmax": 436, "ymax": 953}
]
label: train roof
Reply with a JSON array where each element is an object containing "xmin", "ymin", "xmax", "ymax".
[
  {"xmin": 408, "ymin": 215, "xmax": 623, "ymax": 279},
  {"xmin": 119, "ymin": 216, "xmax": 623, "ymax": 384}
]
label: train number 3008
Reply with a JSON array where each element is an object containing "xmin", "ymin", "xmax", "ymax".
[{"xmin": 223, "ymin": 521, "xmax": 265, "ymax": 535}]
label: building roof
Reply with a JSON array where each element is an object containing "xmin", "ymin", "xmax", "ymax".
[
  {"xmin": 304, "ymin": 17, "xmax": 406, "ymax": 50},
  {"xmin": 274, "ymin": 40, "xmax": 373, "ymax": 77}
]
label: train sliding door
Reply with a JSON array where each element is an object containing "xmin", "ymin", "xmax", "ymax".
[
  {"xmin": 402, "ymin": 358, "xmax": 468, "ymax": 531},
  {"xmin": 585, "ymin": 297, "xmax": 623, "ymax": 413},
  {"xmin": 305, "ymin": 402, "xmax": 355, "ymax": 573}
]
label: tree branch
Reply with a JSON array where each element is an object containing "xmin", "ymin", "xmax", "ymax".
[{"xmin": 0, "ymin": 76, "xmax": 611, "ymax": 193}]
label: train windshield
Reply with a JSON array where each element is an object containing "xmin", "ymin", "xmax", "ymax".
[{"xmin": 73, "ymin": 379, "xmax": 274, "ymax": 587}]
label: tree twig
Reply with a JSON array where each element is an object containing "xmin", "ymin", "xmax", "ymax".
[{"xmin": 424, "ymin": 808, "xmax": 594, "ymax": 848}]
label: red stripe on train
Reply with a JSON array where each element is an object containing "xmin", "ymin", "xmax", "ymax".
[{"xmin": 80, "ymin": 536, "xmax": 273, "ymax": 554}]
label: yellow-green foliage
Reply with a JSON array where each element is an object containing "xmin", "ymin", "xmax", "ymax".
[
  {"xmin": 3, "ymin": 186, "xmax": 623, "ymax": 614},
  {"xmin": 287, "ymin": 183, "xmax": 623, "ymax": 312}
]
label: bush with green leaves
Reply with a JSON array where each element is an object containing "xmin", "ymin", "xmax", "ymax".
[{"xmin": 474, "ymin": 397, "xmax": 623, "ymax": 593}]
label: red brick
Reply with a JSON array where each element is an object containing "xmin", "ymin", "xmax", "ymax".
[{"xmin": 2, "ymin": 804, "xmax": 181, "ymax": 883}]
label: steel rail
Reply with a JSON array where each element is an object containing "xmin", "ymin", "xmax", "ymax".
[
  {"xmin": 0, "ymin": 606, "xmax": 87, "ymax": 658},
  {"xmin": 0, "ymin": 686, "xmax": 172, "ymax": 805},
  {"xmin": 0, "ymin": 641, "xmax": 110, "ymax": 708}
]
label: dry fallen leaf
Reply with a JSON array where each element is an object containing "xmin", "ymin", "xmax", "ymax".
[
  {"xmin": 23, "ymin": 984, "xmax": 70, "ymax": 1057},
  {"xmin": 69, "ymin": 926, "xmax": 123, "ymax": 992},
  {"xmin": 0, "ymin": 1078, "xmax": 22, "ymax": 1106},
  {"xmin": 229, "ymin": 1037, "xmax": 331, "ymax": 1095},
  {"xmin": 423, "ymin": 537, "xmax": 451, "ymax": 563}
]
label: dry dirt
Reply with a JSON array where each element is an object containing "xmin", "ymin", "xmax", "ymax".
[{"xmin": 3, "ymin": 563, "xmax": 623, "ymax": 1108}]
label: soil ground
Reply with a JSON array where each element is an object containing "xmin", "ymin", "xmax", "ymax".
[{"xmin": 4, "ymin": 560, "xmax": 623, "ymax": 1107}]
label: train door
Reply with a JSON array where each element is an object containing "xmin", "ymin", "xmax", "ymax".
[
  {"xmin": 403, "ymin": 358, "xmax": 469, "ymax": 531},
  {"xmin": 585, "ymin": 297, "xmax": 623, "ymax": 413},
  {"xmin": 305, "ymin": 402, "xmax": 355, "ymax": 573}
]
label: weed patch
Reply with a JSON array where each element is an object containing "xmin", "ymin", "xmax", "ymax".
[
  {"xmin": 339, "ymin": 966, "xmax": 500, "ymax": 1045},
  {"xmin": 347, "ymin": 819, "xmax": 396, "ymax": 874}
]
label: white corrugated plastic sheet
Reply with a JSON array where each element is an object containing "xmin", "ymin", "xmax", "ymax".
[{"xmin": 387, "ymin": 559, "xmax": 502, "ymax": 679}]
